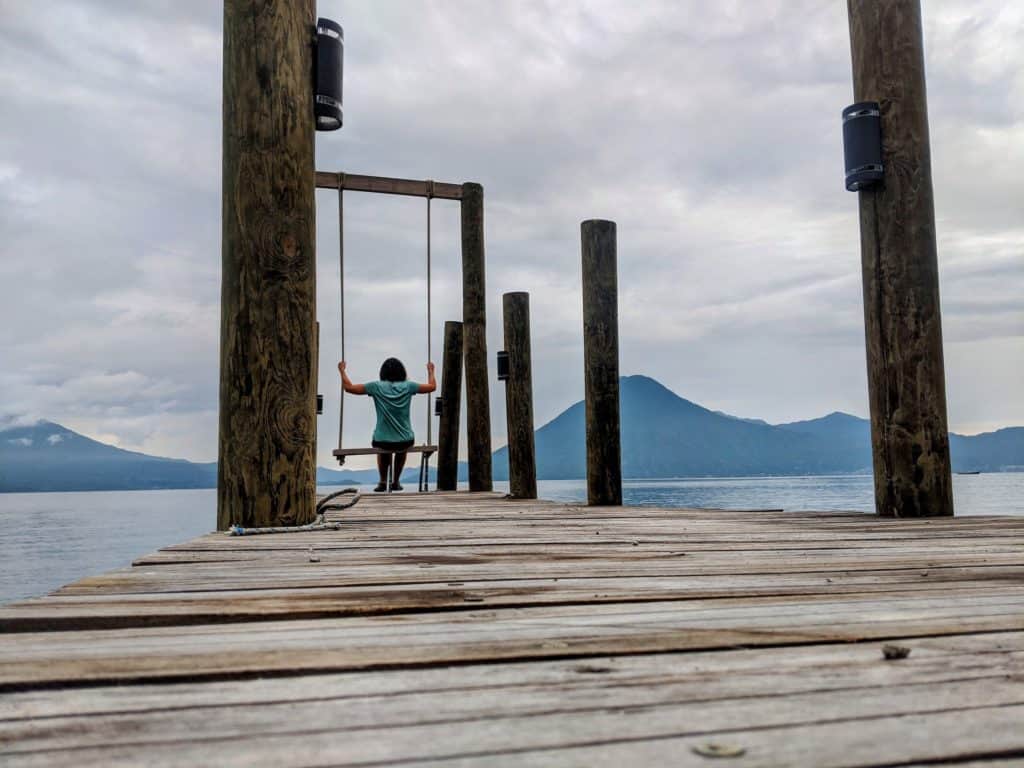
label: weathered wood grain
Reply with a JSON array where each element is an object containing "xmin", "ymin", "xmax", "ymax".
[
  {"xmin": 219, "ymin": 0, "xmax": 317, "ymax": 529},
  {"xmin": 5, "ymin": 492, "xmax": 1024, "ymax": 765},
  {"xmin": 848, "ymin": 0, "xmax": 954, "ymax": 517},
  {"xmin": 3, "ymin": 666, "xmax": 1023, "ymax": 766},
  {"xmin": 581, "ymin": 220, "xmax": 622, "ymax": 505},
  {"xmin": 436, "ymin": 321, "xmax": 464, "ymax": 490},
  {"xmin": 3, "ymin": 590, "xmax": 1024, "ymax": 689},
  {"xmin": 5, "ymin": 631, "xmax": 1021, "ymax": 720},
  {"xmin": 461, "ymin": 183, "xmax": 493, "ymax": 491},
  {"xmin": 502, "ymin": 292, "xmax": 537, "ymax": 499},
  {"xmin": 4, "ymin": 572, "xmax": 1022, "ymax": 632},
  {"xmin": 314, "ymin": 171, "xmax": 463, "ymax": 200}
]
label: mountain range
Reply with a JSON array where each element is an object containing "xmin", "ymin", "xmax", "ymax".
[
  {"xmin": 3, "ymin": 375, "xmax": 1021, "ymax": 493},
  {"xmin": 492, "ymin": 376, "xmax": 1022, "ymax": 479}
]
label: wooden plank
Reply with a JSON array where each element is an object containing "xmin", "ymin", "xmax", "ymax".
[
  {"xmin": 45, "ymin": 561, "xmax": 1024, "ymax": 599},
  {"xmin": 131, "ymin": 533, "xmax": 1024, "ymax": 555},
  {"xmin": 314, "ymin": 171, "xmax": 463, "ymax": 199},
  {"xmin": 2, "ymin": 592, "xmax": 1023, "ymax": 689},
  {"xmin": 431, "ymin": 706, "xmax": 1024, "ymax": 768},
  {"xmin": 129, "ymin": 544, "xmax": 1024, "ymax": 567},
  {"xmin": 332, "ymin": 444, "xmax": 436, "ymax": 457},
  {"xmin": 5, "ymin": 631, "xmax": 1021, "ymax": 721},
  {"xmin": 4, "ymin": 575, "xmax": 1022, "ymax": 633},
  {"xmin": 2, "ymin": 666, "xmax": 1022, "ymax": 766},
  {"xmin": 143, "ymin": 518, "xmax": 1024, "ymax": 545},
  {"xmin": 133, "ymin": 530, "xmax": 1024, "ymax": 557},
  {"xmin": 133, "ymin": 505, "xmax": 1024, "ymax": 545}
]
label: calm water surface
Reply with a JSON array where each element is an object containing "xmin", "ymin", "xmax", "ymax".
[{"xmin": 1, "ymin": 473, "xmax": 1021, "ymax": 604}]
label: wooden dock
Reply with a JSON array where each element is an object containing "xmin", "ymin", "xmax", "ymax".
[{"xmin": 2, "ymin": 492, "xmax": 1024, "ymax": 766}]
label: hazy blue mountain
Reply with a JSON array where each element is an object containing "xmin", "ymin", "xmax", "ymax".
[
  {"xmin": 949, "ymin": 428, "xmax": 1024, "ymax": 473},
  {"xmin": 774, "ymin": 412, "xmax": 1024, "ymax": 474},
  {"xmin": 775, "ymin": 411, "xmax": 874, "ymax": 470},
  {"xmin": 776, "ymin": 411, "xmax": 872, "ymax": 441},
  {"xmin": 4, "ymin": 376, "xmax": 1022, "ymax": 492},
  {"xmin": 495, "ymin": 376, "xmax": 866, "ymax": 479},
  {"xmin": 0, "ymin": 421, "xmax": 216, "ymax": 492},
  {"xmin": 493, "ymin": 376, "xmax": 1022, "ymax": 480},
  {"xmin": 0, "ymin": 422, "xmax": 367, "ymax": 493},
  {"xmin": 713, "ymin": 411, "xmax": 770, "ymax": 427},
  {"xmin": 0, "ymin": 420, "xmax": 453, "ymax": 492}
]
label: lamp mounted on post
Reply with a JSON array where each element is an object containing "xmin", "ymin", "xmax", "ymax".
[
  {"xmin": 496, "ymin": 350, "xmax": 510, "ymax": 381},
  {"xmin": 842, "ymin": 101, "xmax": 883, "ymax": 191},
  {"xmin": 315, "ymin": 18, "xmax": 343, "ymax": 131}
]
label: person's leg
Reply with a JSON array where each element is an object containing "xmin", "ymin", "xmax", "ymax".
[
  {"xmin": 375, "ymin": 452, "xmax": 391, "ymax": 492},
  {"xmin": 391, "ymin": 451, "xmax": 408, "ymax": 490}
]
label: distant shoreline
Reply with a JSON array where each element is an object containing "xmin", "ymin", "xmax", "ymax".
[{"xmin": 9, "ymin": 470, "xmax": 1024, "ymax": 496}]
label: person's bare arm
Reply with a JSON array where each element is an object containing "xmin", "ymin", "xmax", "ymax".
[
  {"xmin": 417, "ymin": 362, "xmax": 437, "ymax": 394},
  {"xmin": 338, "ymin": 361, "xmax": 367, "ymax": 394}
]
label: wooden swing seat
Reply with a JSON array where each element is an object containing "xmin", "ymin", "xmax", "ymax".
[{"xmin": 333, "ymin": 444, "xmax": 437, "ymax": 465}]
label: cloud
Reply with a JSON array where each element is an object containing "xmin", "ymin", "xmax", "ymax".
[{"xmin": 1, "ymin": 0, "xmax": 1021, "ymax": 465}]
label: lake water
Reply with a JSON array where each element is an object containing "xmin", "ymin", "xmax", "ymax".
[{"xmin": 1, "ymin": 472, "xmax": 1021, "ymax": 605}]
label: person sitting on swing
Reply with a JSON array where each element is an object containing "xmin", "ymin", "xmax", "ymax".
[{"xmin": 339, "ymin": 358, "xmax": 436, "ymax": 492}]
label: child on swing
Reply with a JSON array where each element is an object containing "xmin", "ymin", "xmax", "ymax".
[{"xmin": 339, "ymin": 358, "xmax": 436, "ymax": 492}]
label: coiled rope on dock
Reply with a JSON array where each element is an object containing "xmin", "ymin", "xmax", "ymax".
[{"xmin": 227, "ymin": 488, "xmax": 361, "ymax": 536}]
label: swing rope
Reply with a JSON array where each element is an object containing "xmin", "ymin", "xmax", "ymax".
[
  {"xmin": 421, "ymin": 182, "xmax": 434, "ymax": 491},
  {"xmin": 337, "ymin": 178, "xmax": 346, "ymax": 455},
  {"xmin": 426, "ymin": 181, "xmax": 433, "ymax": 447}
]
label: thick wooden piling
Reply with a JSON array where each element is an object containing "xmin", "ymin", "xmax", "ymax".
[
  {"xmin": 848, "ymin": 0, "xmax": 954, "ymax": 517},
  {"xmin": 218, "ymin": 0, "xmax": 317, "ymax": 530},
  {"xmin": 502, "ymin": 292, "xmax": 537, "ymax": 499},
  {"xmin": 581, "ymin": 220, "xmax": 622, "ymax": 506},
  {"xmin": 461, "ymin": 183, "xmax": 493, "ymax": 491},
  {"xmin": 436, "ymin": 321, "xmax": 464, "ymax": 491}
]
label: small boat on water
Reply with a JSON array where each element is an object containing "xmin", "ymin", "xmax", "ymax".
[{"xmin": 957, "ymin": 471, "xmax": 982, "ymax": 475}]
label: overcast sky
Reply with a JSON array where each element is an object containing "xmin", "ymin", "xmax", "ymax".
[{"xmin": 1, "ymin": 0, "xmax": 1021, "ymax": 468}]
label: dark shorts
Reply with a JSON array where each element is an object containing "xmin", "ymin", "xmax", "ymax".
[{"xmin": 372, "ymin": 439, "xmax": 414, "ymax": 452}]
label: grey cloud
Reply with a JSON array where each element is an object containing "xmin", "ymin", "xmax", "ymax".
[{"xmin": 1, "ymin": 0, "xmax": 1021, "ymax": 465}]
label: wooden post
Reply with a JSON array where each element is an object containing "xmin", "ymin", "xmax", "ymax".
[
  {"xmin": 218, "ymin": 0, "xmax": 317, "ymax": 530},
  {"xmin": 314, "ymin": 320, "xmax": 319, "ymax": 459},
  {"xmin": 848, "ymin": 0, "xmax": 954, "ymax": 517},
  {"xmin": 502, "ymin": 292, "xmax": 537, "ymax": 499},
  {"xmin": 460, "ymin": 182, "xmax": 493, "ymax": 492},
  {"xmin": 436, "ymin": 321, "xmax": 464, "ymax": 491},
  {"xmin": 581, "ymin": 220, "xmax": 622, "ymax": 506}
]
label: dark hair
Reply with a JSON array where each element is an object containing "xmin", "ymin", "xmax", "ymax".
[{"xmin": 379, "ymin": 357, "xmax": 407, "ymax": 382}]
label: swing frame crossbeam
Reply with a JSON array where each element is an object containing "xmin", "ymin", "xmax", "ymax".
[
  {"xmin": 316, "ymin": 172, "xmax": 463, "ymax": 200},
  {"xmin": 321, "ymin": 170, "xmax": 463, "ymax": 492}
]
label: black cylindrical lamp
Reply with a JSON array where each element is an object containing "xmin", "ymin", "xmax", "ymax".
[
  {"xmin": 842, "ymin": 101, "xmax": 883, "ymax": 191},
  {"xmin": 316, "ymin": 394, "xmax": 324, "ymax": 415},
  {"xmin": 315, "ymin": 18, "xmax": 343, "ymax": 131},
  {"xmin": 496, "ymin": 351, "xmax": 510, "ymax": 381},
  {"xmin": 434, "ymin": 398, "xmax": 444, "ymax": 417}
]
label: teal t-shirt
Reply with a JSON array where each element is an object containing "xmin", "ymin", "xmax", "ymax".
[{"xmin": 364, "ymin": 380, "xmax": 420, "ymax": 443}]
